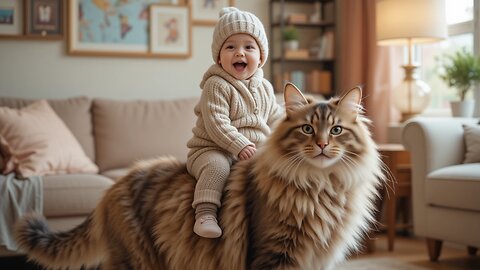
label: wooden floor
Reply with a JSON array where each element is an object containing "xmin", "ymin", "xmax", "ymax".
[
  {"xmin": 1, "ymin": 233, "xmax": 479, "ymax": 270},
  {"xmin": 354, "ymin": 234, "xmax": 480, "ymax": 270}
]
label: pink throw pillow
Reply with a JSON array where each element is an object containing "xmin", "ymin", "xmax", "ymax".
[
  {"xmin": 0, "ymin": 100, "xmax": 98, "ymax": 178},
  {"xmin": 0, "ymin": 135, "xmax": 16, "ymax": 174}
]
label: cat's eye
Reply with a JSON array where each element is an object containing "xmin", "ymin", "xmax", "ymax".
[
  {"xmin": 301, "ymin": 124, "xmax": 314, "ymax": 134},
  {"xmin": 330, "ymin": 126, "xmax": 343, "ymax": 135}
]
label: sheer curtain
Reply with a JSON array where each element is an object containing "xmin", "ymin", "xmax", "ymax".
[{"xmin": 336, "ymin": 0, "xmax": 403, "ymax": 143}]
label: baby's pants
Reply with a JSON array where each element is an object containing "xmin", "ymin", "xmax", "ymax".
[{"xmin": 187, "ymin": 149, "xmax": 233, "ymax": 213}]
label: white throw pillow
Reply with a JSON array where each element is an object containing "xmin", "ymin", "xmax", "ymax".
[{"xmin": 463, "ymin": 124, "xmax": 480, "ymax": 163}]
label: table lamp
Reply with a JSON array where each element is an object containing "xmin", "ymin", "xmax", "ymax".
[{"xmin": 376, "ymin": 0, "xmax": 447, "ymax": 121}]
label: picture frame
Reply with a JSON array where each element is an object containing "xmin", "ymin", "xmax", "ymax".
[
  {"xmin": 25, "ymin": 0, "xmax": 63, "ymax": 38},
  {"xmin": 67, "ymin": 0, "xmax": 179, "ymax": 57},
  {"xmin": 0, "ymin": 0, "xmax": 23, "ymax": 37},
  {"xmin": 190, "ymin": 0, "xmax": 235, "ymax": 26},
  {"xmin": 149, "ymin": 4, "xmax": 191, "ymax": 58}
]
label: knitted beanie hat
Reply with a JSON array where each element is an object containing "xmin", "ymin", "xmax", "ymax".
[{"xmin": 211, "ymin": 7, "xmax": 269, "ymax": 67}]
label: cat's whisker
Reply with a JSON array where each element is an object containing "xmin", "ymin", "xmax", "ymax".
[{"xmin": 379, "ymin": 161, "xmax": 396, "ymax": 199}]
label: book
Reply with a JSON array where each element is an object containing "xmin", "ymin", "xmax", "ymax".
[
  {"xmin": 291, "ymin": 70, "xmax": 306, "ymax": 91},
  {"xmin": 284, "ymin": 49, "xmax": 309, "ymax": 59},
  {"xmin": 316, "ymin": 31, "xmax": 335, "ymax": 60},
  {"xmin": 308, "ymin": 69, "xmax": 331, "ymax": 95},
  {"xmin": 287, "ymin": 13, "xmax": 308, "ymax": 24}
]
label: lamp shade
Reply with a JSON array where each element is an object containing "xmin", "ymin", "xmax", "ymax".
[{"xmin": 376, "ymin": 0, "xmax": 447, "ymax": 45}]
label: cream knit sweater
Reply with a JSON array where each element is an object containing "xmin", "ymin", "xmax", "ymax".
[{"xmin": 187, "ymin": 64, "xmax": 284, "ymax": 159}]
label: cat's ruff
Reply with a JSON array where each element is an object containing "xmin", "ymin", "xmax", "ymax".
[{"xmin": 15, "ymin": 83, "xmax": 384, "ymax": 270}]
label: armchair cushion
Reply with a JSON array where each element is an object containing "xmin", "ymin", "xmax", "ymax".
[
  {"xmin": 463, "ymin": 124, "xmax": 480, "ymax": 163},
  {"xmin": 427, "ymin": 163, "xmax": 480, "ymax": 211}
]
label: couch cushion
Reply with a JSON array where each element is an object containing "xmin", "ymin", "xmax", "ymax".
[
  {"xmin": 43, "ymin": 174, "xmax": 114, "ymax": 217},
  {"xmin": 93, "ymin": 98, "xmax": 197, "ymax": 171},
  {"xmin": 101, "ymin": 168, "xmax": 130, "ymax": 182},
  {"xmin": 0, "ymin": 100, "xmax": 98, "ymax": 178},
  {"xmin": 426, "ymin": 163, "xmax": 480, "ymax": 211},
  {"xmin": 0, "ymin": 97, "xmax": 95, "ymax": 161}
]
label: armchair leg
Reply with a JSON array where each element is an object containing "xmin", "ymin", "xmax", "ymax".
[
  {"xmin": 467, "ymin": 246, "xmax": 478, "ymax": 256},
  {"xmin": 426, "ymin": 238, "xmax": 443, "ymax": 262}
]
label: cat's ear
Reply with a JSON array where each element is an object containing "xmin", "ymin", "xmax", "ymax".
[
  {"xmin": 284, "ymin": 83, "xmax": 308, "ymax": 115},
  {"xmin": 338, "ymin": 86, "xmax": 362, "ymax": 120}
]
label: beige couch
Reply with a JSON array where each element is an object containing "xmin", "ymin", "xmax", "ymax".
[
  {"xmin": 402, "ymin": 117, "xmax": 480, "ymax": 261},
  {"xmin": 0, "ymin": 96, "xmax": 198, "ymax": 256}
]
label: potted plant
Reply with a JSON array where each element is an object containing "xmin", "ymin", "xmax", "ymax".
[
  {"xmin": 438, "ymin": 48, "xmax": 480, "ymax": 117},
  {"xmin": 282, "ymin": 26, "xmax": 299, "ymax": 50}
]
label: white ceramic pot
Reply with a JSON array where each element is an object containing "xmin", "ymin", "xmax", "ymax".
[
  {"xmin": 284, "ymin": 40, "xmax": 299, "ymax": 50},
  {"xmin": 450, "ymin": 100, "xmax": 475, "ymax": 117}
]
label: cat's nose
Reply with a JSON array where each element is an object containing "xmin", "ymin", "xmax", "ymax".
[{"xmin": 317, "ymin": 141, "xmax": 329, "ymax": 149}]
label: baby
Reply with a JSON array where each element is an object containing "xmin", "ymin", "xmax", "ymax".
[{"xmin": 186, "ymin": 7, "xmax": 283, "ymax": 238}]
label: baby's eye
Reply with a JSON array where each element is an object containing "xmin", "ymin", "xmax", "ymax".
[
  {"xmin": 301, "ymin": 124, "xmax": 314, "ymax": 134},
  {"xmin": 246, "ymin": 45, "xmax": 256, "ymax": 50},
  {"xmin": 330, "ymin": 126, "xmax": 343, "ymax": 135},
  {"xmin": 225, "ymin": 45, "xmax": 234, "ymax": 49}
]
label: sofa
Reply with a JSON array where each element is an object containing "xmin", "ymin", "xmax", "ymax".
[
  {"xmin": 402, "ymin": 117, "xmax": 480, "ymax": 261},
  {"xmin": 0, "ymin": 96, "xmax": 198, "ymax": 256}
]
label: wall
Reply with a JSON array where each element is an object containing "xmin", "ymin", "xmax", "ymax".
[{"xmin": 0, "ymin": 1, "xmax": 268, "ymax": 100}]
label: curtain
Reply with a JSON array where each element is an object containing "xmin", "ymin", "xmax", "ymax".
[{"xmin": 336, "ymin": 0, "xmax": 403, "ymax": 143}]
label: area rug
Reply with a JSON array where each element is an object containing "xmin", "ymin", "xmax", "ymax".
[{"xmin": 337, "ymin": 258, "xmax": 429, "ymax": 270}]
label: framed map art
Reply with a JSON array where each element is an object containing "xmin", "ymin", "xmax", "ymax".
[{"xmin": 68, "ymin": 0, "xmax": 179, "ymax": 57}]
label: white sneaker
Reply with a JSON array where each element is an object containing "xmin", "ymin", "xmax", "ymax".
[{"xmin": 194, "ymin": 214, "xmax": 222, "ymax": 238}]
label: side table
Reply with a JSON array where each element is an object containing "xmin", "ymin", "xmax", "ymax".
[{"xmin": 378, "ymin": 143, "xmax": 412, "ymax": 251}]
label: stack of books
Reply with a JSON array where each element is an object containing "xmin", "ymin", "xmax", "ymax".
[{"xmin": 274, "ymin": 69, "xmax": 332, "ymax": 95}]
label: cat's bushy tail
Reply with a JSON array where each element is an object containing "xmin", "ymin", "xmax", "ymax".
[{"xmin": 15, "ymin": 212, "xmax": 105, "ymax": 270}]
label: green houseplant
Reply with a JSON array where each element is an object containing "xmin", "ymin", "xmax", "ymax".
[
  {"xmin": 438, "ymin": 48, "xmax": 480, "ymax": 101},
  {"xmin": 282, "ymin": 26, "xmax": 299, "ymax": 50},
  {"xmin": 438, "ymin": 48, "xmax": 480, "ymax": 117}
]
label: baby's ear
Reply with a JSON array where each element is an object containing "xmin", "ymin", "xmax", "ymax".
[
  {"xmin": 338, "ymin": 86, "xmax": 362, "ymax": 120},
  {"xmin": 284, "ymin": 83, "xmax": 308, "ymax": 116}
]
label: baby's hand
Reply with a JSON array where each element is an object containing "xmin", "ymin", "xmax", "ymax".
[{"xmin": 238, "ymin": 145, "xmax": 256, "ymax": 160}]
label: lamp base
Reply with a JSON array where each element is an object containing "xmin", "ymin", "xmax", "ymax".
[{"xmin": 393, "ymin": 65, "xmax": 431, "ymax": 122}]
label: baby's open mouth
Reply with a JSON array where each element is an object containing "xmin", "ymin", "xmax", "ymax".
[{"xmin": 233, "ymin": 62, "xmax": 247, "ymax": 71}]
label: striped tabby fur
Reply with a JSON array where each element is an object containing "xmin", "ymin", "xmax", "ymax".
[{"xmin": 15, "ymin": 83, "xmax": 384, "ymax": 270}]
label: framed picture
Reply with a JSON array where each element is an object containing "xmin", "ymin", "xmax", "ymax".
[
  {"xmin": 67, "ymin": 0, "xmax": 179, "ymax": 57},
  {"xmin": 190, "ymin": 0, "xmax": 234, "ymax": 26},
  {"xmin": 25, "ymin": 0, "xmax": 63, "ymax": 38},
  {"xmin": 0, "ymin": 0, "xmax": 23, "ymax": 37},
  {"xmin": 150, "ymin": 5, "xmax": 191, "ymax": 58}
]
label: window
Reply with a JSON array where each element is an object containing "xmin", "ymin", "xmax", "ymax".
[{"xmin": 420, "ymin": 0, "xmax": 478, "ymax": 112}]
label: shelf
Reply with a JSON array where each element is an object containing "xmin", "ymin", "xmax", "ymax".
[
  {"xmin": 269, "ymin": 0, "xmax": 336, "ymax": 94},
  {"xmin": 272, "ymin": 57, "xmax": 334, "ymax": 63},
  {"xmin": 270, "ymin": 0, "xmax": 334, "ymax": 3},
  {"xmin": 271, "ymin": 21, "xmax": 335, "ymax": 28}
]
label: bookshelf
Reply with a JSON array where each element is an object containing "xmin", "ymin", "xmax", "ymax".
[{"xmin": 269, "ymin": 0, "xmax": 336, "ymax": 96}]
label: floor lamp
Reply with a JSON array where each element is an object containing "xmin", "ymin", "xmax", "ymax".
[{"xmin": 376, "ymin": 0, "xmax": 447, "ymax": 122}]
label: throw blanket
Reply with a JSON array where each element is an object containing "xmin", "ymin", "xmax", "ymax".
[{"xmin": 0, "ymin": 173, "xmax": 43, "ymax": 251}]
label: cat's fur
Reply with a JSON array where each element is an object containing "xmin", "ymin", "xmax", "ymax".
[{"xmin": 15, "ymin": 83, "xmax": 384, "ymax": 270}]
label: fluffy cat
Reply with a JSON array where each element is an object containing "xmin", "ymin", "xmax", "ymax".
[{"xmin": 15, "ymin": 83, "xmax": 384, "ymax": 270}]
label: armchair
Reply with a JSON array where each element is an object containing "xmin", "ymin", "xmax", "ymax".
[{"xmin": 402, "ymin": 117, "xmax": 480, "ymax": 261}]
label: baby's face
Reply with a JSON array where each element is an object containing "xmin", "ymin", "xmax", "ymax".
[{"xmin": 218, "ymin": 34, "xmax": 261, "ymax": 80}]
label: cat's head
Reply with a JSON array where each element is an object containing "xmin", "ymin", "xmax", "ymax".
[{"xmin": 266, "ymin": 83, "xmax": 374, "ymax": 173}]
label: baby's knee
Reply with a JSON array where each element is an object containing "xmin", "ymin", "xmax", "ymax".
[{"xmin": 205, "ymin": 159, "xmax": 230, "ymax": 178}]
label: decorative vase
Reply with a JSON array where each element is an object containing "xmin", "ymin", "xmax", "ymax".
[{"xmin": 450, "ymin": 100, "xmax": 475, "ymax": 117}]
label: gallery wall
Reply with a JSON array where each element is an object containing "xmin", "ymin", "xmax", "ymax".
[{"xmin": 0, "ymin": 1, "xmax": 269, "ymax": 100}]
